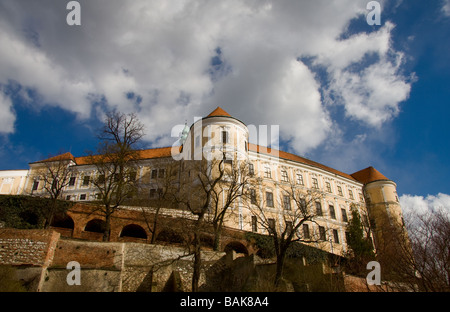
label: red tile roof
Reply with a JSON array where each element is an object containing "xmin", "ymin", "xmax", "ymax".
[
  {"xmin": 350, "ymin": 166, "xmax": 390, "ymax": 184},
  {"xmin": 207, "ymin": 107, "xmax": 231, "ymax": 117},
  {"xmin": 32, "ymin": 152, "xmax": 75, "ymax": 164},
  {"xmin": 73, "ymin": 146, "xmax": 177, "ymax": 165}
]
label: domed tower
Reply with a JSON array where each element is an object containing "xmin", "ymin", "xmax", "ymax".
[
  {"xmin": 181, "ymin": 107, "xmax": 250, "ymax": 163},
  {"xmin": 351, "ymin": 167, "xmax": 407, "ymax": 256}
]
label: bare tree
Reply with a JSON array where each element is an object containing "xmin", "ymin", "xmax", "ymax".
[
  {"xmin": 207, "ymin": 159, "xmax": 251, "ymax": 251},
  {"xmin": 382, "ymin": 208, "xmax": 450, "ymax": 292},
  {"xmin": 173, "ymin": 155, "xmax": 226, "ymax": 292},
  {"xmin": 246, "ymin": 181, "xmax": 325, "ymax": 287},
  {"xmin": 32, "ymin": 152, "xmax": 76, "ymax": 228},
  {"xmin": 88, "ymin": 111, "xmax": 145, "ymax": 241}
]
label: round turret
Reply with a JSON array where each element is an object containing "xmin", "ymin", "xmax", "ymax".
[{"xmin": 181, "ymin": 107, "xmax": 249, "ymax": 162}]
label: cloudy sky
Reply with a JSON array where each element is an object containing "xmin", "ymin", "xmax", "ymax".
[{"xmin": 0, "ymin": 0, "xmax": 449, "ymax": 215}]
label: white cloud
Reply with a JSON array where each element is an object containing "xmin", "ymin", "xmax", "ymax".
[
  {"xmin": 316, "ymin": 22, "xmax": 413, "ymax": 127},
  {"xmin": 0, "ymin": 92, "xmax": 15, "ymax": 134},
  {"xmin": 0, "ymin": 0, "xmax": 413, "ymax": 154},
  {"xmin": 400, "ymin": 193, "xmax": 450, "ymax": 217},
  {"xmin": 443, "ymin": 0, "xmax": 450, "ymax": 16}
]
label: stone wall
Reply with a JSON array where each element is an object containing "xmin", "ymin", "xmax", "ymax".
[
  {"xmin": 0, "ymin": 228, "xmax": 225, "ymax": 292},
  {"xmin": 0, "ymin": 229, "xmax": 60, "ymax": 266}
]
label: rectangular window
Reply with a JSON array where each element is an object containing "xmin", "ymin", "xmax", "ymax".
[
  {"xmin": 268, "ymin": 218, "xmax": 276, "ymax": 233},
  {"xmin": 349, "ymin": 189, "xmax": 354, "ymax": 200},
  {"xmin": 333, "ymin": 229, "xmax": 340, "ymax": 244},
  {"xmin": 252, "ymin": 216, "xmax": 258, "ymax": 233},
  {"xmin": 68, "ymin": 177, "xmax": 76, "ymax": 186},
  {"xmin": 325, "ymin": 182, "xmax": 332, "ymax": 193},
  {"xmin": 345, "ymin": 231, "xmax": 350, "ymax": 244},
  {"xmin": 80, "ymin": 194, "xmax": 87, "ymax": 200},
  {"xmin": 66, "ymin": 195, "xmax": 71, "ymax": 200},
  {"xmin": 222, "ymin": 131, "xmax": 229, "ymax": 143},
  {"xmin": 329, "ymin": 205, "xmax": 336, "ymax": 219},
  {"xmin": 303, "ymin": 224, "xmax": 310, "ymax": 239},
  {"xmin": 312, "ymin": 177, "xmax": 319, "ymax": 189},
  {"xmin": 151, "ymin": 169, "xmax": 157, "ymax": 179},
  {"xmin": 32, "ymin": 180, "xmax": 39, "ymax": 191},
  {"xmin": 285, "ymin": 221, "xmax": 293, "ymax": 235},
  {"xmin": 248, "ymin": 163, "xmax": 254, "ymax": 176},
  {"xmin": 283, "ymin": 195, "xmax": 291, "ymax": 210},
  {"xmin": 341, "ymin": 208, "xmax": 348, "ymax": 222},
  {"xmin": 281, "ymin": 170, "xmax": 289, "ymax": 182},
  {"xmin": 98, "ymin": 174, "xmax": 105, "ymax": 184},
  {"xmin": 264, "ymin": 166, "xmax": 271, "ymax": 179},
  {"xmin": 296, "ymin": 173, "xmax": 304, "ymax": 185},
  {"xmin": 82, "ymin": 176, "xmax": 90, "ymax": 186},
  {"xmin": 299, "ymin": 198, "xmax": 307, "ymax": 213},
  {"xmin": 266, "ymin": 192, "xmax": 274, "ymax": 207},
  {"xmin": 159, "ymin": 169, "xmax": 165, "ymax": 179},
  {"xmin": 337, "ymin": 185, "xmax": 343, "ymax": 196},
  {"xmin": 250, "ymin": 189, "xmax": 257, "ymax": 204},
  {"xmin": 319, "ymin": 226, "xmax": 326, "ymax": 241},
  {"xmin": 315, "ymin": 201, "xmax": 323, "ymax": 216}
]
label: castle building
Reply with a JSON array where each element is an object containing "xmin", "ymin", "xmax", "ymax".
[{"xmin": 0, "ymin": 107, "xmax": 405, "ymax": 258}]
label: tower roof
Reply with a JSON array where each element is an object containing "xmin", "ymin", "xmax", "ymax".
[
  {"xmin": 207, "ymin": 107, "xmax": 231, "ymax": 117},
  {"xmin": 350, "ymin": 166, "xmax": 390, "ymax": 184}
]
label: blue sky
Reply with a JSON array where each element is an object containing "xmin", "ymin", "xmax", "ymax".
[{"xmin": 0, "ymin": 0, "xmax": 449, "ymax": 211}]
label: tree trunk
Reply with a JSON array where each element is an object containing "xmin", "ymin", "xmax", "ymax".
[
  {"xmin": 150, "ymin": 207, "xmax": 161, "ymax": 244},
  {"xmin": 192, "ymin": 231, "xmax": 202, "ymax": 292},
  {"xmin": 213, "ymin": 219, "xmax": 223, "ymax": 251},
  {"xmin": 191, "ymin": 213, "xmax": 206, "ymax": 292},
  {"xmin": 44, "ymin": 199, "xmax": 58, "ymax": 229},
  {"xmin": 274, "ymin": 249, "xmax": 287, "ymax": 287},
  {"xmin": 103, "ymin": 207, "xmax": 111, "ymax": 242}
]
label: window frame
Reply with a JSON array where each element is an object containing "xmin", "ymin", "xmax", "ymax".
[{"xmin": 266, "ymin": 191, "xmax": 274, "ymax": 207}]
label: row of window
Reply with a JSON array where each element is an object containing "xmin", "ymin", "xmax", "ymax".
[
  {"xmin": 250, "ymin": 216, "xmax": 343, "ymax": 244},
  {"xmin": 31, "ymin": 168, "xmax": 166, "ymax": 192},
  {"xmin": 250, "ymin": 190, "xmax": 349, "ymax": 222},
  {"xmin": 249, "ymin": 164, "xmax": 363, "ymax": 202}
]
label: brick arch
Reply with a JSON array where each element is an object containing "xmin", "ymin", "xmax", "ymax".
[
  {"xmin": 119, "ymin": 224, "xmax": 147, "ymax": 239},
  {"xmin": 223, "ymin": 241, "xmax": 249, "ymax": 255},
  {"xmin": 50, "ymin": 214, "xmax": 74, "ymax": 229},
  {"xmin": 84, "ymin": 218, "xmax": 106, "ymax": 233},
  {"xmin": 155, "ymin": 228, "xmax": 185, "ymax": 245}
]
